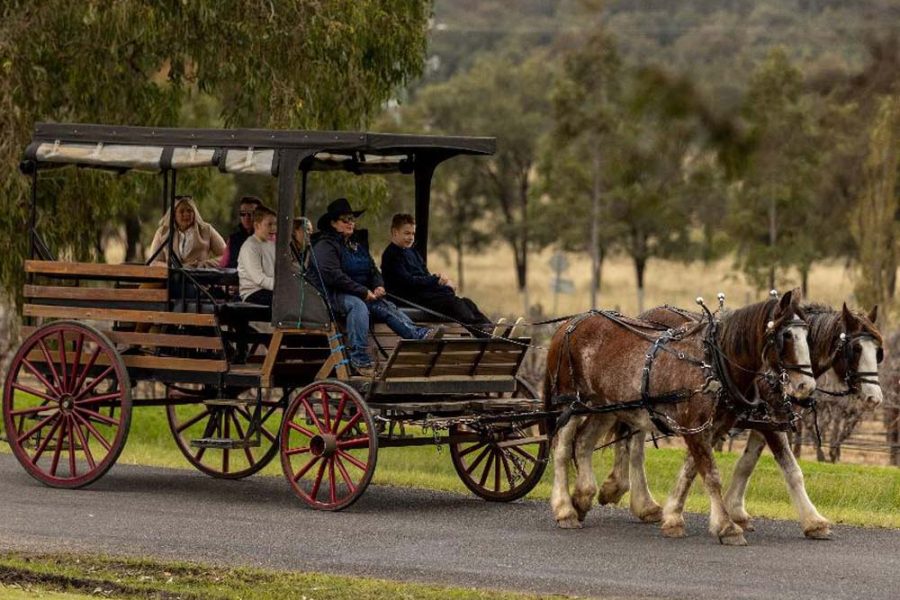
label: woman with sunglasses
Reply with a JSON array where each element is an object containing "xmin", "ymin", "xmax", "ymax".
[{"xmin": 312, "ymin": 198, "xmax": 435, "ymax": 377}]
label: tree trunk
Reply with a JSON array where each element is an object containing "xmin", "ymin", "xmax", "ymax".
[
  {"xmin": 800, "ymin": 266, "xmax": 809, "ymax": 298},
  {"xmin": 634, "ymin": 256, "xmax": 646, "ymax": 314},
  {"xmin": 590, "ymin": 151, "xmax": 602, "ymax": 309},
  {"xmin": 455, "ymin": 231, "xmax": 465, "ymax": 293},
  {"xmin": 124, "ymin": 214, "xmax": 142, "ymax": 262},
  {"xmin": 768, "ymin": 196, "xmax": 777, "ymax": 291}
]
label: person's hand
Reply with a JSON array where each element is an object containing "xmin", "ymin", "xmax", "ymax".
[
  {"xmin": 437, "ymin": 274, "xmax": 449, "ymax": 286},
  {"xmin": 444, "ymin": 278, "xmax": 456, "ymax": 291},
  {"xmin": 373, "ymin": 286, "xmax": 387, "ymax": 299},
  {"xmin": 365, "ymin": 290, "xmax": 378, "ymax": 302}
]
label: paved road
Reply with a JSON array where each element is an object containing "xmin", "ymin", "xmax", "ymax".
[{"xmin": 0, "ymin": 455, "xmax": 897, "ymax": 600}]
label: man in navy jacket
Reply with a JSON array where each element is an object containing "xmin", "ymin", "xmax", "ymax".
[{"xmin": 381, "ymin": 214, "xmax": 490, "ymax": 329}]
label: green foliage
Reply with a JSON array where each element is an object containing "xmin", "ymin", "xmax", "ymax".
[{"xmin": 0, "ymin": 0, "xmax": 431, "ymax": 302}]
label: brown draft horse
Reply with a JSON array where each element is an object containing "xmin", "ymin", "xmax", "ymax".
[
  {"xmin": 546, "ymin": 290, "xmax": 816, "ymax": 545},
  {"xmin": 598, "ymin": 299, "xmax": 881, "ymax": 539}
]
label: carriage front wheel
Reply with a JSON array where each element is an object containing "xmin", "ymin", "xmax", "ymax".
[
  {"xmin": 449, "ymin": 378, "xmax": 548, "ymax": 502},
  {"xmin": 2, "ymin": 321, "xmax": 132, "ymax": 488},
  {"xmin": 280, "ymin": 380, "xmax": 377, "ymax": 511}
]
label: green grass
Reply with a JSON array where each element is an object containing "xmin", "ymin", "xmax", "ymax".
[
  {"xmin": 4, "ymin": 405, "xmax": 900, "ymax": 528},
  {"xmin": 0, "ymin": 552, "xmax": 572, "ymax": 600}
]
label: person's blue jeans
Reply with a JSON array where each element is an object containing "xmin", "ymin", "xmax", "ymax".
[{"xmin": 336, "ymin": 294, "xmax": 429, "ymax": 367}]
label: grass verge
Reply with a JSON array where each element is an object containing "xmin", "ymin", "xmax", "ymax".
[
  {"xmin": 3, "ymin": 405, "xmax": 899, "ymax": 528},
  {"xmin": 0, "ymin": 552, "xmax": 570, "ymax": 600}
]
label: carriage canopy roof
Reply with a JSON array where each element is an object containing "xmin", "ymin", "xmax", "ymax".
[{"xmin": 22, "ymin": 122, "xmax": 496, "ymax": 176}]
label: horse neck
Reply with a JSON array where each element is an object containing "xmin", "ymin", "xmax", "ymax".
[{"xmin": 715, "ymin": 300, "xmax": 776, "ymax": 392}]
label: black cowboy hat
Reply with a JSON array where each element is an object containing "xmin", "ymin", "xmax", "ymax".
[{"xmin": 316, "ymin": 197, "xmax": 365, "ymax": 232}]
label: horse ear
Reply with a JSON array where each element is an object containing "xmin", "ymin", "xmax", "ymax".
[
  {"xmin": 868, "ymin": 305, "xmax": 878, "ymax": 324},
  {"xmin": 841, "ymin": 302, "xmax": 855, "ymax": 329},
  {"xmin": 776, "ymin": 289, "xmax": 795, "ymax": 317}
]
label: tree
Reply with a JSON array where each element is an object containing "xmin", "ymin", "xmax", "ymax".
[
  {"xmin": 410, "ymin": 48, "xmax": 555, "ymax": 313},
  {"xmin": 0, "ymin": 0, "xmax": 430, "ymax": 303},
  {"xmin": 727, "ymin": 48, "xmax": 823, "ymax": 293}
]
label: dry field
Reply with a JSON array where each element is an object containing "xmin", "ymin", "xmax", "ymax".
[{"xmin": 428, "ymin": 244, "xmax": 860, "ymax": 318}]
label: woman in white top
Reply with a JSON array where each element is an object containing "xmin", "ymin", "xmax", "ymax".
[
  {"xmin": 148, "ymin": 195, "xmax": 226, "ymax": 267},
  {"xmin": 238, "ymin": 205, "xmax": 277, "ymax": 304}
]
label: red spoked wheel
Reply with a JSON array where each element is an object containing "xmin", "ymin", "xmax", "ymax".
[
  {"xmin": 280, "ymin": 380, "xmax": 377, "ymax": 511},
  {"xmin": 2, "ymin": 321, "xmax": 131, "ymax": 488},
  {"xmin": 166, "ymin": 385, "xmax": 284, "ymax": 479},
  {"xmin": 449, "ymin": 378, "xmax": 548, "ymax": 502}
]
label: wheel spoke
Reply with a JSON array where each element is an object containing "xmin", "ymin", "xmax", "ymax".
[
  {"xmin": 71, "ymin": 346, "xmax": 102, "ymax": 398},
  {"xmin": 73, "ymin": 412, "xmax": 112, "ymax": 452},
  {"xmin": 49, "ymin": 419, "xmax": 66, "ymax": 477},
  {"xmin": 11, "ymin": 381, "xmax": 58, "ymax": 404},
  {"xmin": 465, "ymin": 444, "xmax": 492, "ymax": 475},
  {"xmin": 175, "ymin": 408, "xmax": 212, "ymax": 434},
  {"xmin": 336, "ymin": 435, "xmax": 370, "ymax": 449},
  {"xmin": 74, "ymin": 392, "xmax": 123, "ymax": 406},
  {"xmin": 300, "ymin": 396, "xmax": 326, "ymax": 432},
  {"xmin": 16, "ymin": 412, "xmax": 58, "ymax": 444},
  {"xmin": 72, "ymin": 365, "xmax": 115, "ymax": 402},
  {"xmin": 509, "ymin": 445, "xmax": 538, "ymax": 464},
  {"xmin": 68, "ymin": 333, "xmax": 85, "ymax": 394},
  {"xmin": 287, "ymin": 420, "xmax": 316, "ymax": 438},
  {"xmin": 235, "ymin": 405, "xmax": 279, "ymax": 443},
  {"xmin": 22, "ymin": 359, "xmax": 62, "ymax": 399},
  {"xmin": 309, "ymin": 460, "xmax": 327, "ymax": 500},
  {"xmin": 335, "ymin": 411, "xmax": 362, "ymax": 439},
  {"xmin": 331, "ymin": 395, "xmax": 348, "ymax": 434},
  {"xmin": 222, "ymin": 411, "xmax": 231, "ymax": 473},
  {"xmin": 77, "ymin": 407, "xmax": 120, "ymax": 427},
  {"xmin": 30, "ymin": 416, "xmax": 63, "ymax": 465},
  {"xmin": 284, "ymin": 446, "xmax": 311, "ymax": 457},
  {"xmin": 66, "ymin": 416, "xmax": 78, "ymax": 478},
  {"xmin": 334, "ymin": 455, "xmax": 357, "ymax": 493},
  {"xmin": 56, "ymin": 331, "xmax": 69, "ymax": 394},
  {"xmin": 230, "ymin": 411, "xmax": 256, "ymax": 467},
  {"xmin": 328, "ymin": 459, "xmax": 337, "ymax": 504},
  {"xmin": 458, "ymin": 441, "xmax": 487, "ymax": 458},
  {"xmin": 9, "ymin": 404, "xmax": 57, "ymax": 418},
  {"xmin": 321, "ymin": 391, "xmax": 332, "ymax": 432},
  {"xmin": 498, "ymin": 450, "xmax": 515, "ymax": 489},
  {"xmin": 37, "ymin": 338, "xmax": 64, "ymax": 395},
  {"xmin": 71, "ymin": 416, "xmax": 96, "ymax": 470},
  {"xmin": 478, "ymin": 451, "xmax": 496, "ymax": 488},
  {"xmin": 336, "ymin": 449, "xmax": 367, "ymax": 471},
  {"xmin": 291, "ymin": 455, "xmax": 320, "ymax": 483}
]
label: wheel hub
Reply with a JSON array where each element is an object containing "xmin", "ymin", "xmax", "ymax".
[
  {"xmin": 310, "ymin": 433, "xmax": 337, "ymax": 457},
  {"xmin": 59, "ymin": 394, "xmax": 74, "ymax": 414}
]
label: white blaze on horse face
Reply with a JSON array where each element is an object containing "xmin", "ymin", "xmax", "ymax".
[
  {"xmin": 785, "ymin": 325, "xmax": 816, "ymax": 399},
  {"xmin": 857, "ymin": 338, "xmax": 883, "ymax": 408}
]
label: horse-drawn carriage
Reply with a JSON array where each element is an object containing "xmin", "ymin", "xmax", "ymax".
[{"xmin": 3, "ymin": 123, "xmax": 549, "ymax": 510}]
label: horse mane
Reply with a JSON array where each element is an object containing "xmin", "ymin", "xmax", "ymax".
[
  {"xmin": 800, "ymin": 303, "xmax": 842, "ymax": 374},
  {"xmin": 717, "ymin": 298, "xmax": 778, "ymax": 364}
]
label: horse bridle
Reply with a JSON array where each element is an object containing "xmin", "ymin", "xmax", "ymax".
[
  {"xmin": 819, "ymin": 331, "xmax": 883, "ymax": 397},
  {"xmin": 760, "ymin": 316, "xmax": 815, "ymax": 400}
]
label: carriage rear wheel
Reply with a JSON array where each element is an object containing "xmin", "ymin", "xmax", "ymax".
[
  {"xmin": 2, "ymin": 321, "xmax": 131, "ymax": 488},
  {"xmin": 166, "ymin": 385, "xmax": 283, "ymax": 479},
  {"xmin": 449, "ymin": 378, "xmax": 548, "ymax": 502},
  {"xmin": 280, "ymin": 380, "xmax": 377, "ymax": 511}
]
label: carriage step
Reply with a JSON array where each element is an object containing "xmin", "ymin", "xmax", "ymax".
[{"xmin": 189, "ymin": 437, "xmax": 258, "ymax": 449}]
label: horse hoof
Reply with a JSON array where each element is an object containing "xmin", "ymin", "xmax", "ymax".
[
  {"xmin": 804, "ymin": 522, "xmax": 832, "ymax": 540},
  {"xmin": 597, "ymin": 482, "xmax": 627, "ymax": 506},
  {"xmin": 557, "ymin": 517, "xmax": 583, "ymax": 530},
  {"xmin": 637, "ymin": 505, "xmax": 663, "ymax": 523},
  {"xmin": 661, "ymin": 523, "xmax": 685, "ymax": 538},
  {"xmin": 734, "ymin": 519, "xmax": 755, "ymax": 532},
  {"xmin": 719, "ymin": 533, "xmax": 748, "ymax": 546}
]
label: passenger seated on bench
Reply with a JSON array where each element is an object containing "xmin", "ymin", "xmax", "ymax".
[
  {"xmin": 312, "ymin": 198, "xmax": 436, "ymax": 378},
  {"xmin": 381, "ymin": 213, "xmax": 491, "ymax": 331},
  {"xmin": 291, "ymin": 217, "xmax": 313, "ymax": 271},
  {"xmin": 149, "ymin": 195, "xmax": 226, "ymax": 268},
  {"xmin": 220, "ymin": 195, "xmax": 262, "ymax": 268},
  {"xmin": 237, "ymin": 205, "xmax": 277, "ymax": 306}
]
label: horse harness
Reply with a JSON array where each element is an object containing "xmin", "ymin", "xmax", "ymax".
[
  {"xmin": 550, "ymin": 310, "xmax": 720, "ymax": 437},
  {"xmin": 816, "ymin": 331, "xmax": 883, "ymax": 398}
]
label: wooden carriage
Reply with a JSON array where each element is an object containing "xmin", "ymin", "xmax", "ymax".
[{"xmin": 3, "ymin": 123, "xmax": 549, "ymax": 510}]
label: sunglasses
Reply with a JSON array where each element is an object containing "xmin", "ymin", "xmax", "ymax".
[
  {"xmin": 338, "ymin": 216, "xmax": 357, "ymax": 224},
  {"xmin": 240, "ymin": 211, "xmax": 253, "ymax": 217}
]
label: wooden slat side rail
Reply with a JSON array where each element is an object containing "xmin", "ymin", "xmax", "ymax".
[
  {"xmin": 20, "ymin": 326, "xmax": 223, "ymax": 350},
  {"xmin": 23, "ymin": 304, "xmax": 216, "ymax": 326},
  {"xmin": 24, "ymin": 285, "xmax": 168, "ymax": 302},
  {"xmin": 384, "ymin": 364, "xmax": 518, "ymax": 378},
  {"xmin": 26, "ymin": 350, "xmax": 226, "ymax": 372},
  {"xmin": 25, "ymin": 260, "xmax": 168, "ymax": 280}
]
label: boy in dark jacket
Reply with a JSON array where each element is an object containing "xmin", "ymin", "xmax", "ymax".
[
  {"xmin": 381, "ymin": 214, "xmax": 490, "ymax": 329},
  {"xmin": 312, "ymin": 199, "xmax": 433, "ymax": 376}
]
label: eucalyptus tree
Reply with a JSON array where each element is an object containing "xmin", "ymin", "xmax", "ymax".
[{"xmin": 0, "ymin": 0, "xmax": 431, "ymax": 303}]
